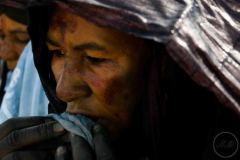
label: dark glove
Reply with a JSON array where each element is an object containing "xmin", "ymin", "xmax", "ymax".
[
  {"xmin": 0, "ymin": 116, "xmax": 66, "ymax": 160},
  {"xmin": 55, "ymin": 124, "xmax": 116, "ymax": 160}
]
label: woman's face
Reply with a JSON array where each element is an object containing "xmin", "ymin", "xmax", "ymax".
[
  {"xmin": 47, "ymin": 7, "xmax": 149, "ymax": 135},
  {"xmin": 0, "ymin": 14, "xmax": 29, "ymax": 69}
]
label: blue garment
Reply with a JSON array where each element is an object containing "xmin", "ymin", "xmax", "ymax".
[
  {"xmin": 50, "ymin": 112, "xmax": 95, "ymax": 148},
  {"xmin": 0, "ymin": 42, "xmax": 48, "ymax": 123},
  {"xmin": 4, "ymin": 71, "xmax": 13, "ymax": 92}
]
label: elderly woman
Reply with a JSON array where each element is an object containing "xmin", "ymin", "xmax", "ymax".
[{"xmin": 0, "ymin": 0, "xmax": 240, "ymax": 160}]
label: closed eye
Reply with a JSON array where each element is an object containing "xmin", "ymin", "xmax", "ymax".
[
  {"xmin": 14, "ymin": 37, "xmax": 29, "ymax": 44},
  {"xmin": 10, "ymin": 30, "xmax": 29, "ymax": 44},
  {"xmin": 85, "ymin": 56, "xmax": 106, "ymax": 64}
]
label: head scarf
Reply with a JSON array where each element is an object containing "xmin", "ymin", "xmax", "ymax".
[
  {"xmin": 27, "ymin": 0, "xmax": 240, "ymax": 115},
  {"xmin": 0, "ymin": 0, "xmax": 28, "ymax": 25}
]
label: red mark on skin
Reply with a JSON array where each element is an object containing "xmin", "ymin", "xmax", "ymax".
[
  {"xmin": 50, "ymin": 14, "xmax": 77, "ymax": 44},
  {"xmin": 68, "ymin": 20, "xmax": 77, "ymax": 33},
  {"xmin": 78, "ymin": 69, "xmax": 120, "ymax": 105},
  {"xmin": 59, "ymin": 24, "xmax": 66, "ymax": 42}
]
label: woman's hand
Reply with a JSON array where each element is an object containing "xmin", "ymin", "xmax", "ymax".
[
  {"xmin": 91, "ymin": 125, "xmax": 116, "ymax": 160},
  {"xmin": 55, "ymin": 124, "xmax": 116, "ymax": 160},
  {"xmin": 0, "ymin": 117, "xmax": 115, "ymax": 160},
  {"xmin": 0, "ymin": 117, "xmax": 66, "ymax": 160}
]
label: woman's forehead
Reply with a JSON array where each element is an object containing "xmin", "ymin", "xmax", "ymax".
[
  {"xmin": 49, "ymin": 7, "xmax": 105, "ymax": 36},
  {"xmin": 48, "ymin": 8, "xmax": 108, "ymax": 47},
  {"xmin": 50, "ymin": 7, "xmax": 75, "ymax": 28},
  {"xmin": 48, "ymin": 5, "xmax": 149, "ymax": 56}
]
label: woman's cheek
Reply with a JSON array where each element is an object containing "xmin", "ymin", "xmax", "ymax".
[
  {"xmin": 103, "ymin": 78, "xmax": 126, "ymax": 105},
  {"xmin": 84, "ymin": 68, "xmax": 120, "ymax": 103},
  {"xmin": 84, "ymin": 63, "xmax": 135, "ymax": 115},
  {"xmin": 14, "ymin": 43, "xmax": 25, "ymax": 56},
  {"xmin": 90, "ymin": 76, "xmax": 132, "ymax": 122}
]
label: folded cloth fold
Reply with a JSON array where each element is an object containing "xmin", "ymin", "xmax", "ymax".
[
  {"xmin": 0, "ymin": 42, "xmax": 48, "ymax": 123},
  {"xmin": 49, "ymin": 112, "xmax": 96, "ymax": 148}
]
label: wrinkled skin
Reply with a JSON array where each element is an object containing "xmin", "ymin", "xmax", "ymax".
[
  {"xmin": 0, "ymin": 14, "xmax": 29, "ymax": 70},
  {"xmin": 0, "ymin": 5, "xmax": 150, "ymax": 160},
  {"xmin": 47, "ymin": 6, "xmax": 150, "ymax": 137}
]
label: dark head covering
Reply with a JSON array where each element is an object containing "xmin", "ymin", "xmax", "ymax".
[
  {"xmin": 27, "ymin": 0, "xmax": 240, "ymax": 114},
  {"xmin": 0, "ymin": 0, "xmax": 28, "ymax": 25}
]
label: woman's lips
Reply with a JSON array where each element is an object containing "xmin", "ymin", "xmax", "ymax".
[
  {"xmin": 66, "ymin": 103, "xmax": 100, "ymax": 121},
  {"xmin": 66, "ymin": 103, "xmax": 113, "ymax": 130}
]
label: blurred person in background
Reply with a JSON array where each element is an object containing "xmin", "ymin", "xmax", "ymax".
[
  {"xmin": 0, "ymin": 1, "xmax": 48, "ymax": 122},
  {"xmin": 0, "ymin": 2, "xmax": 29, "ymax": 103}
]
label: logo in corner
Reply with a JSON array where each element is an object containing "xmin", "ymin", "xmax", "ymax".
[{"xmin": 213, "ymin": 132, "xmax": 238, "ymax": 159}]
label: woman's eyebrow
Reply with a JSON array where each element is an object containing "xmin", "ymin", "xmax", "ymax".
[{"xmin": 73, "ymin": 42, "xmax": 107, "ymax": 52}]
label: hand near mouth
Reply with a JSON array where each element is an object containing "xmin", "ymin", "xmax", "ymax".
[{"xmin": 0, "ymin": 116, "xmax": 116, "ymax": 160}]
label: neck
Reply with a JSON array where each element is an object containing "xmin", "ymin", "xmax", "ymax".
[{"xmin": 6, "ymin": 60, "xmax": 17, "ymax": 70}]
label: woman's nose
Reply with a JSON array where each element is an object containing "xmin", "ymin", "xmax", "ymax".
[{"xmin": 55, "ymin": 60, "xmax": 92, "ymax": 102}]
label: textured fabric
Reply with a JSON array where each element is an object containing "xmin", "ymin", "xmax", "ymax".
[
  {"xmin": 50, "ymin": 112, "xmax": 95, "ymax": 148},
  {"xmin": 0, "ymin": 42, "xmax": 48, "ymax": 123},
  {"xmin": 28, "ymin": 0, "xmax": 240, "ymax": 115},
  {"xmin": 0, "ymin": 0, "xmax": 28, "ymax": 9}
]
